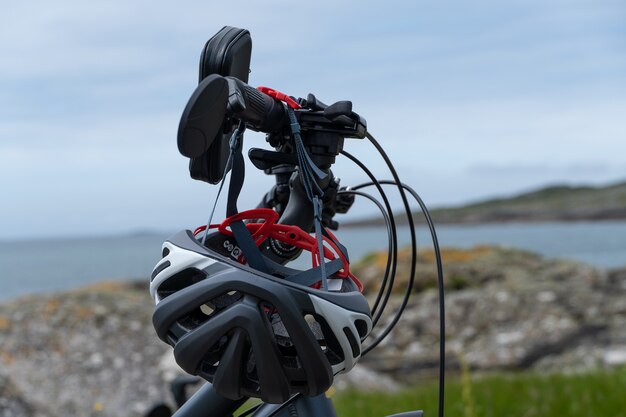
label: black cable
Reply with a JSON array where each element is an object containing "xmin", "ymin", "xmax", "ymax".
[
  {"xmin": 350, "ymin": 181, "xmax": 398, "ymax": 327},
  {"xmin": 337, "ymin": 189, "xmax": 393, "ymax": 325},
  {"xmin": 362, "ymin": 132, "xmax": 443, "ymax": 417},
  {"xmin": 350, "ymin": 134, "xmax": 417, "ymax": 357},
  {"xmin": 356, "ymin": 180, "xmax": 446, "ymax": 417},
  {"xmin": 351, "ymin": 179, "xmax": 411, "ymax": 350},
  {"xmin": 340, "ymin": 151, "xmax": 398, "ymax": 323}
]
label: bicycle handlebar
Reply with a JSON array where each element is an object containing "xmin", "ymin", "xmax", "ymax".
[
  {"xmin": 226, "ymin": 77, "xmax": 287, "ymax": 133},
  {"xmin": 178, "ymin": 73, "xmax": 366, "ymax": 159}
]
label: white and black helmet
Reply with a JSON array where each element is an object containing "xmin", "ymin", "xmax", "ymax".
[{"xmin": 150, "ymin": 229, "xmax": 372, "ymax": 404}]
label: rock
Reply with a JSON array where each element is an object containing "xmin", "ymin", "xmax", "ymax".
[
  {"xmin": 334, "ymin": 365, "xmax": 400, "ymax": 392},
  {"xmin": 354, "ymin": 246, "xmax": 547, "ymax": 295},
  {"xmin": 0, "ymin": 371, "xmax": 34, "ymax": 417},
  {"xmin": 0, "ymin": 281, "xmax": 173, "ymax": 417},
  {"xmin": 603, "ymin": 347, "xmax": 626, "ymax": 366},
  {"xmin": 608, "ymin": 267, "xmax": 626, "ymax": 290},
  {"xmin": 358, "ymin": 246, "xmax": 626, "ymax": 381}
]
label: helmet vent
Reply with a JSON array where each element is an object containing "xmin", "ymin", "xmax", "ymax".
[
  {"xmin": 343, "ymin": 327, "xmax": 361, "ymax": 358},
  {"xmin": 167, "ymin": 330, "xmax": 178, "ymax": 344},
  {"xmin": 354, "ymin": 319, "xmax": 369, "ymax": 340},
  {"xmin": 178, "ymin": 291, "xmax": 243, "ymax": 331},
  {"xmin": 200, "ymin": 335, "xmax": 231, "ymax": 378},
  {"xmin": 305, "ymin": 313, "xmax": 345, "ymax": 365},
  {"xmin": 200, "ymin": 304, "xmax": 215, "ymax": 316},
  {"xmin": 157, "ymin": 268, "xmax": 206, "ymax": 300},
  {"xmin": 263, "ymin": 303, "xmax": 290, "ymax": 342},
  {"xmin": 261, "ymin": 303, "xmax": 300, "ymax": 369},
  {"xmin": 151, "ymin": 261, "xmax": 171, "ymax": 282},
  {"xmin": 304, "ymin": 314, "xmax": 317, "ymax": 325}
]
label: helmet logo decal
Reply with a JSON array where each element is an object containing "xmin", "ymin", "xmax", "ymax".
[{"xmin": 223, "ymin": 239, "xmax": 243, "ymax": 260}]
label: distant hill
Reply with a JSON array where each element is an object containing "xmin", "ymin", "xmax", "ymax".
[{"xmin": 348, "ymin": 180, "xmax": 626, "ymax": 226}]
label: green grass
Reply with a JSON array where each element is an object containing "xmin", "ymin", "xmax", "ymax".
[{"xmin": 332, "ymin": 368, "xmax": 626, "ymax": 417}]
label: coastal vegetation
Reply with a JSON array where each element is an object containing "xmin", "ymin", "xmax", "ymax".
[
  {"xmin": 347, "ymin": 180, "xmax": 626, "ymax": 225},
  {"xmin": 333, "ymin": 367, "xmax": 626, "ymax": 417}
]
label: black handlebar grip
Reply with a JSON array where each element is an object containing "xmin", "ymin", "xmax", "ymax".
[{"xmin": 228, "ymin": 78, "xmax": 286, "ymax": 132}]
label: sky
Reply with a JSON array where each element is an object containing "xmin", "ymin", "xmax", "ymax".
[{"xmin": 1, "ymin": 0, "xmax": 625, "ymax": 239}]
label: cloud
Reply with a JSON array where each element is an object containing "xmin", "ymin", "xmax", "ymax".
[{"xmin": 466, "ymin": 162, "xmax": 615, "ymax": 177}]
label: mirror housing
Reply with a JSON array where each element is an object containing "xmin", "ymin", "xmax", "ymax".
[{"xmin": 177, "ymin": 74, "xmax": 229, "ymax": 158}]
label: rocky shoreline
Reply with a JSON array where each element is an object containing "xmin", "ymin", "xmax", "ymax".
[
  {"xmin": 1, "ymin": 246, "xmax": 625, "ymax": 416},
  {"xmin": 354, "ymin": 246, "xmax": 626, "ymax": 378}
]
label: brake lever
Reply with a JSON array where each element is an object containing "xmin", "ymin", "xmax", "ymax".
[{"xmin": 304, "ymin": 95, "xmax": 366, "ymax": 136}]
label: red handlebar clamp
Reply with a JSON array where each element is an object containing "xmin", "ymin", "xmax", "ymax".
[{"xmin": 257, "ymin": 86, "xmax": 301, "ymax": 109}]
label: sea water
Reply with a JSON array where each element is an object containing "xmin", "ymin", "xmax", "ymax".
[{"xmin": 1, "ymin": 221, "xmax": 625, "ymax": 301}]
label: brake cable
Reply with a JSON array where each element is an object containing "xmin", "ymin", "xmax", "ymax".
[
  {"xmin": 284, "ymin": 105, "xmax": 332, "ymax": 290},
  {"xmin": 341, "ymin": 150, "xmax": 398, "ymax": 323},
  {"xmin": 337, "ymin": 188, "xmax": 393, "ymax": 320},
  {"xmin": 343, "ymin": 134, "xmax": 446, "ymax": 417}
]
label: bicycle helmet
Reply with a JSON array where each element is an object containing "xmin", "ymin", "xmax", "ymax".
[{"xmin": 150, "ymin": 216, "xmax": 372, "ymax": 403}]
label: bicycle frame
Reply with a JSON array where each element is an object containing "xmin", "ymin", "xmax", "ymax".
[{"xmin": 173, "ymin": 383, "xmax": 337, "ymax": 417}]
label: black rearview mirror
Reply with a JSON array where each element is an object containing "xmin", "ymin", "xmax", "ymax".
[{"xmin": 177, "ymin": 74, "xmax": 229, "ymax": 158}]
